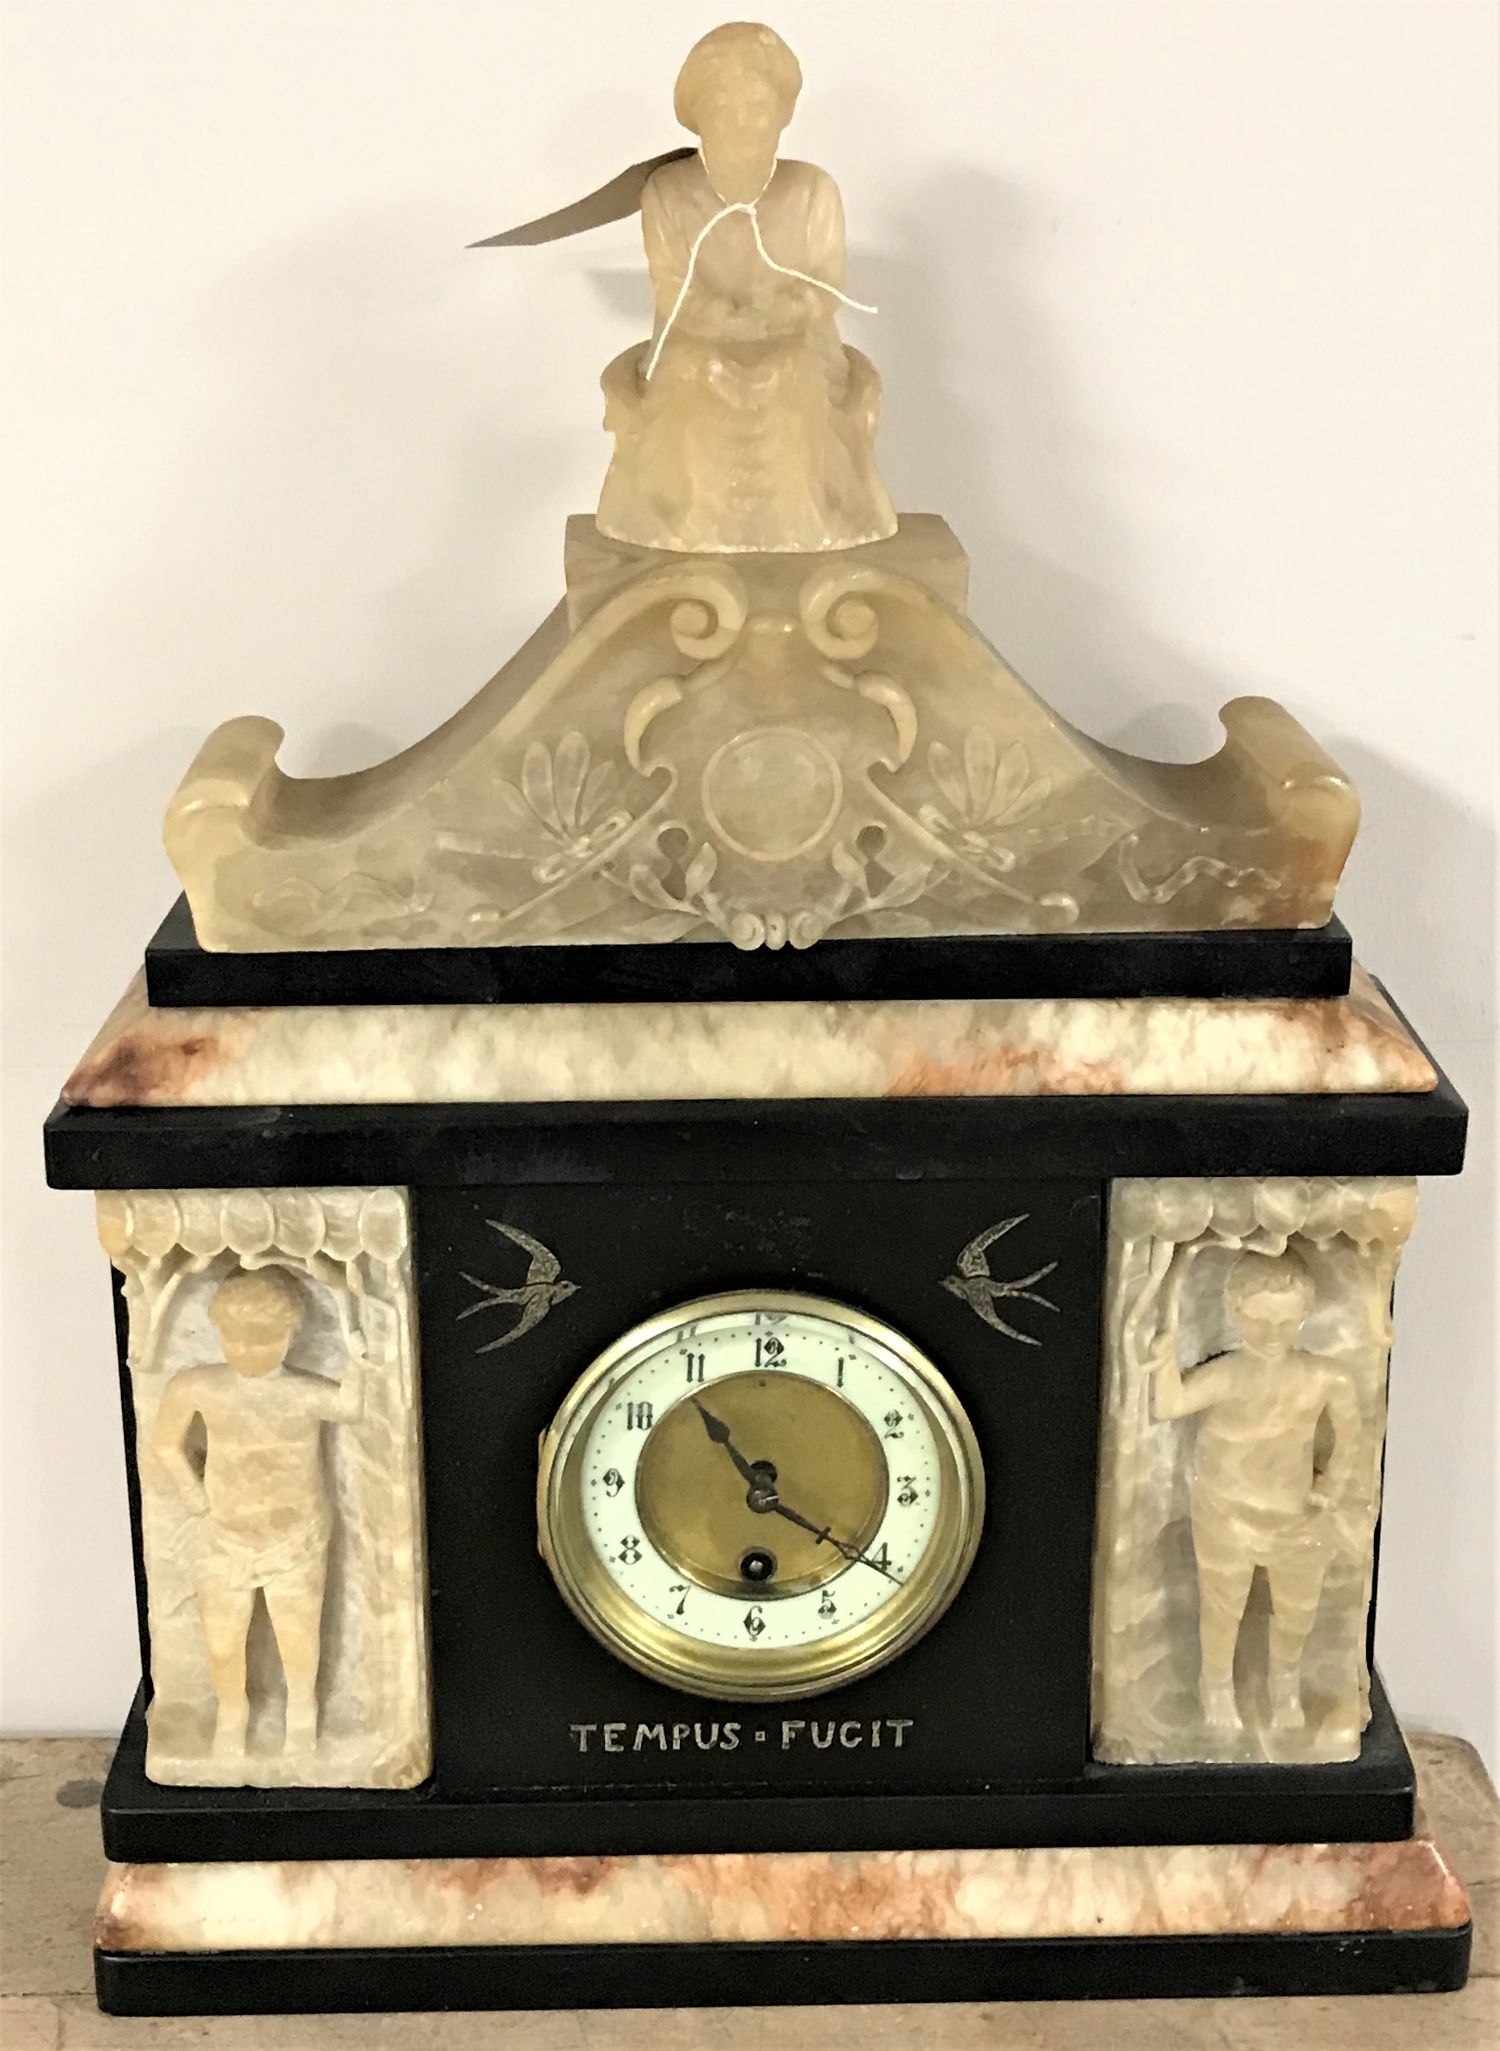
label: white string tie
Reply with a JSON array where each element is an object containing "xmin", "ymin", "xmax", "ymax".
[{"xmin": 644, "ymin": 168, "xmax": 877, "ymax": 382}]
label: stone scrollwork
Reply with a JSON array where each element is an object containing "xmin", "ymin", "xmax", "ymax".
[
  {"xmin": 166, "ymin": 518, "xmax": 1359, "ymax": 952},
  {"xmin": 1092, "ymin": 1175, "xmax": 1417, "ymax": 1766},
  {"xmin": 97, "ymin": 1186, "xmax": 429, "ymax": 1790}
]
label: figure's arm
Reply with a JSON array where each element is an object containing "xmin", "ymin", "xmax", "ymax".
[
  {"xmin": 1311, "ymin": 1365, "xmax": 1362, "ymax": 1503},
  {"xmin": 1150, "ymin": 1347, "xmax": 1235, "ymax": 1419},
  {"xmin": 303, "ymin": 1350, "xmax": 366, "ymax": 1424},
  {"xmin": 641, "ymin": 171, "xmax": 691, "ymax": 324},
  {"xmin": 1143, "ymin": 1243, "xmax": 1229, "ymax": 1419},
  {"xmin": 745, "ymin": 167, "xmax": 847, "ymax": 331},
  {"xmin": 802, "ymin": 167, "xmax": 848, "ymax": 293},
  {"xmin": 151, "ymin": 1373, "xmax": 209, "ymax": 1515}
]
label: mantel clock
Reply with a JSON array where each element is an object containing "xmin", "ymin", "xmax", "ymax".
[{"xmin": 39, "ymin": 13, "xmax": 1475, "ymax": 2023}]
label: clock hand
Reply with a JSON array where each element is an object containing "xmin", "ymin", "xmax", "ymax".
[
  {"xmin": 691, "ymin": 1398, "xmax": 767, "ymax": 1492},
  {"xmin": 764, "ymin": 1496, "xmax": 902, "ymax": 1585},
  {"xmin": 691, "ymin": 1399, "xmax": 900, "ymax": 1585}
]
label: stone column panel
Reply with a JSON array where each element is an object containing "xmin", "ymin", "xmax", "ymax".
[
  {"xmin": 1093, "ymin": 1175, "xmax": 1417, "ymax": 1766},
  {"xmin": 96, "ymin": 1186, "xmax": 429, "ymax": 1790}
]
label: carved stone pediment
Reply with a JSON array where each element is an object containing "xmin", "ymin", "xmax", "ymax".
[{"xmin": 165, "ymin": 517, "xmax": 1358, "ymax": 952}]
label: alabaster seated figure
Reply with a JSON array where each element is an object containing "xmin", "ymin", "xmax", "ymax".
[
  {"xmin": 596, "ymin": 21, "xmax": 897, "ymax": 555},
  {"xmin": 158, "ymin": 21, "xmax": 1361, "ymax": 952}
]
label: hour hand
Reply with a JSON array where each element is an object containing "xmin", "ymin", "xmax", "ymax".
[{"xmin": 691, "ymin": 1398, "xmax": 761, "ymax": 1488}]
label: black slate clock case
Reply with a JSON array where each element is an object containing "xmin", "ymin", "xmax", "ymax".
[
  {"xmin": 63, "ymin": 1030, "xmax": 1466, "ymax": 1866},
  {"xmin": 419, "ymin": 1178, "xmax": 1098, "ymax": 1797}
]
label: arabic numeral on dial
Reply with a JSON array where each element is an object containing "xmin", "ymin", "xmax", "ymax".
[
  {"xmin": 817, "ymin": 1589, "xmax": 837, "ymax": 1619},
  {"xmin": 869, "ymin": 1542, "xmax": 891, "ymax": 1574},
  {"xmin": 896, "ymin": 1474, "xmax": 919, "ymax": 1507},
  {"xmin": 669, "ymin": 1582, "xmax": 690, "ymax": 1617},
  {"xmin": 601, "ymin": 1467, "xmax": 624, "ymax": 1497},
  {"xmin": 616, "ymin": 1534, "xmax": 643, "ymax": 1566},
  {"xmin": 835, "ymin": 1356, "xmax": 846, "ymax": 1389},
  {"xmin": 883, "ymin": 1409, "xmax": 905, "ymax": 1439},
  {"xmin": 754, "ymin": 1335, "xmax": 785, "ymax": 1369},
  {"xmin": 682, "ymin": 1352, "xmax": 706, "ymax": 1384},
  {"xmin": 743, "ymin": 1605, "xmax": 766, "ymax": 1640},
  {"xmin": 626, "ymin": 1401, "xmax": 654, "ymax": 1430}
]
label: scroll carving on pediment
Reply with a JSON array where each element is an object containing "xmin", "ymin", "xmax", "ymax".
[
  {"xmin": 165, "ymin": 520, "xmax": 1359, "ymax": 952},
  {"xmin": 1091, "ymin": 1175, "xmax": 1417, "ymax": 1766},
  {"xmin": 97, "ymin": 1186, "xmax": 429, "ymax": 1790}
]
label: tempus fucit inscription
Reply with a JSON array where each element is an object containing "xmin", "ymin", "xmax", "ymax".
[{"xmin": 568, "ymin": 1717, "xmax": 915, "ymax": 1755}]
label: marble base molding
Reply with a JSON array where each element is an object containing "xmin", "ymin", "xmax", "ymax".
[
  {"xmin": 98, "ymin": 1831, "xmax": 1470, "ymax": 1954},
  {"xmin": 93, "ymin": 1826, "xmax": 1472, "ymax": 2011},
  {"xmin": 63, "ymin": 962, "xmax": 1434, "ymax": 1111}
]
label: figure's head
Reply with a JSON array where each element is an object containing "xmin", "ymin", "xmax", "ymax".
[
  {"xmin": 675, "ymin": 21, "xmax": 801, "ymax": 203},
  {"xmin": 1226, "ymin": 1250, "xmax": 1314, "ymax": 1356},
  {"xmin": 209, "ymin": 1267, "xmax": 304, "ymax": 1377}
]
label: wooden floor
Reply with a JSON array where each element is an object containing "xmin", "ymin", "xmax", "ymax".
[{"xmin": 2, "ymin": 1729, "xmax": 1496, "ymax": 2049}]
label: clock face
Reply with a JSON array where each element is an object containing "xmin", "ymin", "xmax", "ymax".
[{"xmin": 536, "ymin": 1293, "xmax": 985, "ymax": 1699}]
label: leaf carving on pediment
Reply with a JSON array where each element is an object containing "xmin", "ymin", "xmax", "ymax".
[
  {"xmin": 248, "ymin": 870, "xmax": 434, "ymax": 936},
  {"xmin": 441, "ymin": 735, "xmax": 640, "ymax": 886},
  {"xmin": 922, "ymin": 734, "xmax": 1053, "ymax": 853}
]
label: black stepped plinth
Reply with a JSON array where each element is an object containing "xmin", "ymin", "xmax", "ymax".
[
  {"xmin": 44, "ymin": 1062, "xmax": 1469, "ymax": 1194},
  {"xmin": 101, "ymin": 1677, "xmax": 1416, "ymax": 1864},
  {"xmin": 143, "ymin": 896, "xmax": 1353, "ymax": 1008},
  {"xmin": 95, "ymin": 1921, "xmax": 1472, "ymax": 2015}
]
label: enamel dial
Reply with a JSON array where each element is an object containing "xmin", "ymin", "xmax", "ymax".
[{"xmin": 536, "ymin": 1292, "xmax": 985, "ymax": 1700}]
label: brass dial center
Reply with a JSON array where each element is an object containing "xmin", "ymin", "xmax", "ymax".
[{"xmin": 636, "ymin": 1371, "xmax": 888, "ymax": 1597}]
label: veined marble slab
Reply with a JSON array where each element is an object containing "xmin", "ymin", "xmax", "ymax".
[
  {"xmin": 63, "ymin": 965, "xmax": 1434, "ymax": 1110},
  {"xmin": 97, "ymin": 1830, "xmax": 1469, "ymax": 1953}
]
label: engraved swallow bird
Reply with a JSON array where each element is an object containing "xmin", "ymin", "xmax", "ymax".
[
  {"xmin": 942, "ymin": 1216, "xmax": 1060, "ymax": 1346},
  {"xmin": 458, "ymin": 1220, "xmax": 578, "ymax": 1352}
]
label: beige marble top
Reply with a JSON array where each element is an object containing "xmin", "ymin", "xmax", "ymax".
[
  {"xmin": 61, "ymin": 964, "xmax": 1435, "ymax": 1110},
  {"xmin": 3, "ymin": 1730, "xmax": 1495, "ymax": 2047}
]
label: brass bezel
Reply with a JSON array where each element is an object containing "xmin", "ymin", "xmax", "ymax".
[{"xmin": 536, "ymin": 1290, "xmax": 986, "ymax": 1701}]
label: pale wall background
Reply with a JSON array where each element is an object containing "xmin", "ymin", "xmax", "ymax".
[{"xmin": 3, "ymin": 2, "xmax": 1496, "ymax": 1767}]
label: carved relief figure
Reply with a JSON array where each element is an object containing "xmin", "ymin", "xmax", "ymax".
[
  {"xmin": 1149, "ymin": 1250, "xmax": 1360, "ymax": 1735},
  {"xmin": 99, "ymin": 1185, "xmax": 428, "ymax": 1790},
  {"xmin": 596, "ymin": 22, "xmax": 897, "ymax": 554},
  {"xmin": 152, "ymin": 1268, "xmax": 362, "ymax": 1759},
  {"xmin": 1092, "ymin": 1177, "xmax": 1415, "ymax": 1767}
]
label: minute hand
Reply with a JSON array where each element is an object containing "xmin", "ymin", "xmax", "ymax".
[{"xmin": 768, "ymin": 1497, "xmax": 902, "ymax": 1584}]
